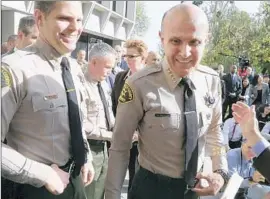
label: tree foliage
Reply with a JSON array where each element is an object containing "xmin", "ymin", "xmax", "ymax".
[
  {"xmin": 200, "ymin": 1, "xmax": 270, "ymax": 73},
  {"xmin": 131, "ymin": 1, "xmax": 150, "ymax": 38}
]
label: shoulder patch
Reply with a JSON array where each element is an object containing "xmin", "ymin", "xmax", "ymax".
[
  {"xmin": 118, "ymin": 82, "xmax": 134, "ymax": 103},
  {"xmin": 196, "ymin": 65, "xmax": 219, "ymax": 77},
  {"xmin": 1, "ymin": 67, "xmax": 12, "ymax": 88}
]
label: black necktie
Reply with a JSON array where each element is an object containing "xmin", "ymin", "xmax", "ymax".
[
  {"xmin": 61, "ymin": 57, "xmax": 87, "ymax": 175},
  {"xmin": 179, "ymin": 77, "xmax": 199, "ymax": 187},
  {"xmin": 97, "ymin": 82, "xmax": 111, "ymax": 130}
]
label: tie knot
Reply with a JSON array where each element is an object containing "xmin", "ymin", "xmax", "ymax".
[
  {"xmin": 61, "ymin": 57, "xmax": 69, "ymax": 69},
  {"xmin": 179, "ymin": 77, "xmax": 192, "ymax": 88}
]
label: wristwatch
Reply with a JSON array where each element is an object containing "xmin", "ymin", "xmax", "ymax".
[{"xmin": 214, "ymin": 169, "xmax": 230, "ymax": 185}]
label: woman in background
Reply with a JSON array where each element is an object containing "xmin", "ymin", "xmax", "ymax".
[
  {"xmin": 250, "ymin": 74, "xmax": 270, "ymax": 107},
  {"xmin": 111, "ymin": 39, "xmax": 148, "ymax": 195}
]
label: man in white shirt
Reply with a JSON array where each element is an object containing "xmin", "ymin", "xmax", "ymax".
[{"xmin": 223, "ymin": 117, "xmax": 243, "ymax": 149}]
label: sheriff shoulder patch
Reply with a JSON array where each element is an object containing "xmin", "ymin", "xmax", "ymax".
[
  {"xmin": 118, "ymin": 82, "xmax": 134, "ymax": 103},
  {"xmin": 1, "ymin": 68, "xmax": 12, "ymax": 88}
]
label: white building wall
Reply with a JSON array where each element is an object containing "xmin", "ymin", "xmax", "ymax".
[{"xmin": 1, "ymin": 1, "xmax": 136, "ymax": 43}]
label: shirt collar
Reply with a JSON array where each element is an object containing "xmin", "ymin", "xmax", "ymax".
[
  {"xmin": 163, "ymin": 58, "xmax": 197, "ymax": 91},
  {"xmin": 123, "ymin": 69, "xmax": 132, "ymax": 81},
  {"xmin": 35, "ymin": 38, "xmax": 70, "ymax": 71},
  {"xmin": 163, "ymin": 59, "xmax": 182, "ymax": 91}
]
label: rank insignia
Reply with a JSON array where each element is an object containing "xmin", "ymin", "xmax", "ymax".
[
  {"xmin": 1, "ymin": 67, "xmax": 12, "ymax": 88},
  {"xmin": 119, "ymin": 82, "xmax": 134, "ymax": 103}
]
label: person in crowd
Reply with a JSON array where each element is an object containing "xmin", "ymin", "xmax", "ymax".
[
  {"xmin": 83, "ymin": 43, "xmax": 116, "ymax": 199},
  {"xmin": 105, "ymin": 3, "xmax": 229, "ymax": 199},
  {"xmin": 261, "ymin": 122, "xmax": 270, "ymax": 141},
  {"xmin": 111, "ymin": 39, "xmax": 148, "ymax": 195},
  {"xmin": 222, "ymin": 65, "xmax": 242, "ymax": 121},
  {"xmin": 105, "ymin": 45, "xmax": 125, "ymax": 90},
  {"xmin": 250, "ymin": 74, "xmax": 270, "ymax": 107},
  {"xmin": 115, "ymin": 45, "xmax": 129, "ymax": 71},
  {"xmin": 256, "ymin": 104, "xmax": 270, "ymax": 131},
  {"xmin": 232, "ymin": 101, "xmax": 270, "ymax": 182},
  {"xmin": 3, "ymin": 16, "xmax": 38, "ymax": 57},
  {"xmin": 1, "ymin": 2, "xmax": 94, "ymax": 199},
  {"xmin": 223, "ymin": 117, "xmax": 242, "ymax": 149},
  {"xmin": 246, "ymin": 67, "xmax": 254, "ymax": 86},
  {"xmin": 5, "ymin": 34, "xmax": 17, "ymax": 53},
  {"xmin": 227, "ymin": 139, "xmax": 265, "ymax": 198},
  {"xmin": 145, "ymin": 51, "xmax": 160, "ymax": 66},
  {"xmin": 218, "ymin": 64, "xmax": 226, "ymax": 78},
  {"xmin": 1, "ymin": 42, "xmax": 9, "ymax": 55},
  {"xmin": 263, "ymin": 74, "xmax": 270, "ymax": 89},
  {"xmin": 239, "ymin": 76, "xmax": 251, "ymax": 105},
  {"xmin": 76, "ymin": 49, "xmax": 87, "ymax": 72}
]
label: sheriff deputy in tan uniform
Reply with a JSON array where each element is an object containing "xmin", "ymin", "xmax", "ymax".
[
  {"xmin": 1, "ymin": 2, "xmax": 94, "ymax": 199},
  {"xmin": 105, "ymin": 3, "xmax": 228, "ymax": 199},
  {"xmin": 83, "ymin": 43, "xmax": 116, "ymax": 199}
]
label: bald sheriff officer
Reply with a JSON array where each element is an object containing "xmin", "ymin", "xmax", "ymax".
[{"xmin": 105, "ymin": 3, "xmax": 228, "ymax": 199}]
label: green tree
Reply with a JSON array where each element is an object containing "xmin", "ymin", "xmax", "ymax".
[
  {"xmin": 200, "ymin": 1, "xmax": 269, "ymax": 73},
  {"xmin": 130, "ymin": 1, "xmax": 150, "ymax": 38}
]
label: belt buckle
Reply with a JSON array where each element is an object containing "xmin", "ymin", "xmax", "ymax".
[{"xmin": 68, "ymin": 161, "xmax": 75, "ymax": 174}]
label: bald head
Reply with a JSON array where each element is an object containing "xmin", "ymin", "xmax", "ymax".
[
  {"xmin": 159, "ymin": 3, "xmax": 209, "ymax": 77},
  {"xmin": 161, "ymin": 3, "xmax": 209, "ymax": 33}
]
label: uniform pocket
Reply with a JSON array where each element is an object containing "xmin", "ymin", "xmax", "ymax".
[
  {"xmin": 32, "ymin": 95, "xmax": 66, "ymax": 112},
  {"xmin": 151, "ymin": 113, "xmax": 180, "ymax": 129}
]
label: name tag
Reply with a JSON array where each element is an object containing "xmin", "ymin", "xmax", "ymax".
[
  {"xmin": 43, "ymin": 94, "xmax": 58, "ymax": 100},
  {"xmin": 155, "ymin": 113, "xmax": 171, "ymax": 117}
]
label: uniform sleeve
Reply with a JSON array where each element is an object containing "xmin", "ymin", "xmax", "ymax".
[
  {"xmin": 205, "ymin": 76, "xmax": 228, "ymax": 172},
  {"xmin": 105, "ymin": 79, "xmax": 144, "ymax": 199},
  {"xmin": 222, "ymin": 119, "xmax": 230, "ymax": 146},
  {"xmin": 1, "ymin": 64, "xmax": 53, "ymax": 187}
]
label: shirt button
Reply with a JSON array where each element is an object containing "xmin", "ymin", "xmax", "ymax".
[{"xmin": 50, "ymin": 103, "xmax": 54, "ymax": 108}]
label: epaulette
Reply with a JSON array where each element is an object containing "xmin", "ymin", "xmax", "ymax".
[
  {"xmin": 196, "ymin": 65, "xmax": 219, "ymax": 77},
  {"xmin": 2, "ymin": 46, "xmax": 37, "ymax": 66},
  {"xmin": 128, "ymin": 63, "xmax": 162, "ymax": 82}
]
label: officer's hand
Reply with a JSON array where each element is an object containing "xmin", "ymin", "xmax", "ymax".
[
  {"xmin": 252, "ymin": 170, "xmax": 265, "ymax": 183},
  {"xmin": 44, "ymin": 164, "xmax": 70, "ymax": 195},
  {"xmin": 192, "ymin": 172, "xmax": 224, "ymax": 196},
  {"xmin": 264, "ymin": 192, "xmax": 270, "ymax": 199},
  {"xmin": 232, "ymin": 102, "xmax": 262, "ymax": 146},
  {"xmin": 81, "ymin": 162, "xmax": 95, "ymax": 186}
]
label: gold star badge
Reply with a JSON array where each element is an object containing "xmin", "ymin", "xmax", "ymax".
[{"xmin": 119, "ymin": 82, "xmax": 134, "ymax": 103}]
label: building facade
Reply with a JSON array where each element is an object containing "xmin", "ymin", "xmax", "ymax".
[{"xmin": 1, "ymin": 1, "xmax": 136, "ymax": 59}]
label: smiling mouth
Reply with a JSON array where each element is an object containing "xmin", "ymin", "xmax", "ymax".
[
  {"xmin": 176, "ymin": 59, "xmax": 192, "ymax": 64},
  {"xmin": 60, "ymin": 34, "xmax": 78, "ymax": 40}
]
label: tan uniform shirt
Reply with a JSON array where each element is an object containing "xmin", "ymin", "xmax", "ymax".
[
  {"xmin": 105, "ymin": 59, "xmax": 228, "ymax": 199},
  {"xmin": 83, "ymin": 74, "xmax": 115, "ymax": 141},
  {"xmin": 1, "ymin": 39, "xmax": 92, "ymax": 188}
]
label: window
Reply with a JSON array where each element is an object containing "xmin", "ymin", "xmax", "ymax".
[{"xmin": 113, "ymin": 1, "xmax": 116, "ymax": 11}]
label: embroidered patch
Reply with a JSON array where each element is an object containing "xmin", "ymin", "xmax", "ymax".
[
  {"xmin": 1, "ymin": 68, "xmax": 12, "ymax": 88},
  {"xmin": 118, "ymin": 82, "xmax": 134, "ymax": 103}
]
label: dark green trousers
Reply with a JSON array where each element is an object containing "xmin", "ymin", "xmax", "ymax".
[
  {"xmin": 128, "ymin": 166, "xmax": 198, "ymax": 199},
  {"xmin": 85, "ymin": 141, "xmax": 108, "ymax": 199},
  {"xmin": 2, "ymin": 175, "xmax": 86, "ymax": 199}
]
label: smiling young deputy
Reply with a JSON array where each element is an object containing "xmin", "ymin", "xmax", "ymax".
[
  {"xmin": 105, "ymin": 3, "xmax": 228, "ymax": 199},
  {"xmin": 1, "ymin": 2, "xmax": 95, "ymax": 199}
]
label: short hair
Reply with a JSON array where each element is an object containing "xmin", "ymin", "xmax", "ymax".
[
  {"xmin": 18, "ymin": 16, "xmax": 36, "ymax": 36},
  {"xmin": 34, "ymin": 1, "xmax": 57, "ymax": 16},
  {"xmin": 1, "ymin": 42, "xmax": 9, "ymax": 54},
  {"xmin": 124, "ymin": 39, "xmax": 148, "ymax": 58},
  {"xmin": 7, "ymin": 35, "xmax": 17, "ymax": 42},
  {"xmin": 88, "ymin": 43, "xmax": 116, "ymax": 61}
]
